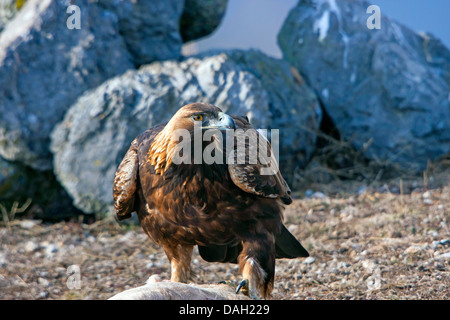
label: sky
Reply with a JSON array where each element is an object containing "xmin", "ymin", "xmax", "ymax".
[{"xmin": 192, "ymin": 0, "xmax": 450, "ymax": 58}]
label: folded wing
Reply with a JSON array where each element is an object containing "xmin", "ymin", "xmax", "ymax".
[{"xmin": 227, "ymin": 115, "xmax": 292, "ymax": 204}]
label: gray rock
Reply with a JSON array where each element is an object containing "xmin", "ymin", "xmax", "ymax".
[
  {"xmin": 51, "ymin": 50, "xmax": 320, "ymax": 215},
  {"xmin": 278, "ymin": 0, "xmax": 450, "ymax": 172},
  {"xmin": 0, "ymin": 156, "xmax": 81, "ymax": 220},
  {"xmin": 0, "ymin": 0, "xmax": 22, "ymax": 32},
  {"xmin": 304, "ymin": 256, "xmax": 316, "ymax": 264},
  {"xmin": 37, "ymin": 291, "xmax": 49, "ymax": 299},
  {"xmin": 220, "ymin": 49, "xmax": 322, "ymax": 176},
  {"xmin": 434, "ymin": 252, "xmax": 450, "ymax": 261},
  {"xmin": 99, "ymin": 0, "xmax": 184, "ymax": 66},
  {"xmin": 0, "ymin": 0, "xmax": 134, "ymax": 170},
  {"xmin": 19, "ymin": 219, "xmax": 40, "ymax": 230},
  {"xmin": 180, "ymin": 0, "xmax": 228, "ymax": 42}
]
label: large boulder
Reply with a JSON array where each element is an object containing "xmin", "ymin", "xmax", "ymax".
[
  {"xmin": 0, "ymin": 157, "xmax": 81, "ymax": 221},
  {"xmin": 278, "ymin": 0, "xmax": 450, "ymax": 171},
  {"xmin": 0, "ymin": 0, "xmax": 187, "ymax": 172},
  {"xmin": 0, "ymin": 0, "xmax": 134, "ymax": 171},
  {"xmin": 51, "ymin": 50, "xmax": 320, "ymax": 216},
  {"xmin": 212, "ymin": 49, "xmax": 321, "ymax": 176},
  {"xmin": 99, "ymin": 0, "xmax": 184, "ymax": 66},
  {"xmin": 0, "ymin": 0, "xmax": 23, "ymax": 32},
  {"xmin": 180, "ymin": 0, "xmax": 228, "ymax": 42}
]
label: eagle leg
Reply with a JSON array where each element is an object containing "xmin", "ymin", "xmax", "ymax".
[
  {"xmin": 162, "ymin": 243, "xmax": 194, "ymax": 283},
  {"xmin": 238, "ymin": 236, "xmax": 275, "ymax": 299}
]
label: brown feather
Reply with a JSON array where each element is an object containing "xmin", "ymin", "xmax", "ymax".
[
  {"xmin": 112, "ymin": 103, "xmax": 308, "ymax": 299},
  {"xmin": 113, "ymin": 138, "xmax": 138, "ymax": 221},
  {"xmin": 228, "ymin": 115, "xmax": 292, "ymax": 204}
]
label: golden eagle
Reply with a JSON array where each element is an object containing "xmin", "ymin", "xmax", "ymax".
[{"xmin": 113, "ymin": 103, "xmax": 308, "ymax": 299}]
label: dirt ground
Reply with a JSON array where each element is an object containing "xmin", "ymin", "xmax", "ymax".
[{"xmin": 0, "ymin": 173, "xmax": 449, "ymax": 300}]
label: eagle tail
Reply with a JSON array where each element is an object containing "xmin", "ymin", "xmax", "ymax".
[
  {"xmin": 275, "ymin": 224, "xmax": 309, "ymax": 258},
  {"xmin": 198, "ymin": 225, "xmax": 308, "ymax": 264}
]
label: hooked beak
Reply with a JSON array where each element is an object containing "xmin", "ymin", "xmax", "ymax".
[{"xmin": 202, "ymin": 112, "xmax": 236, "ymax": 130}]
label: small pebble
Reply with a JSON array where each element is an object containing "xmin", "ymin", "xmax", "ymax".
[
  {"xmin": 311, "ymin": 191, "xmax": 327, "ymax": 199},
  {"xmin": 432, "ymin": 239, "xmax": 450, "ymax": 249},
  {"xmin": 38, "ymin": 277, "xmax": 50, "ymax": 287},
  {"xmin": 24, "ymin": 241, "xmax": 39, "ymax": 253},
  {"xmin": 422, "ymin": 191, "xmax": 432, "ymax": 199},
  {"xmin": 146, "ymin": 275, "xmax": 162, "ymax": 284},
  {"xmin": 44, "ymin": 244, "xmax": 59, "ymax": 257},
  {"xmin": 304, "ymin": 257, "xmax": 316, "ymax": 264},
  {"xmin": 434, "ymin": 252, "xmax": 450, "ymax": 260},
  {"xmin": 20, "ymin": 220, "xmax": 40, "ymax": 230}
]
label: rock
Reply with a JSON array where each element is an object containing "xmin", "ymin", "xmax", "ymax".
[
  {"xmin": 99, "ymin": 0, "xmax": 184, "ymax": 66},
  {"xmin": 404, "ymin": 245, "xmax": 425, "ymax": 255},
  {"xmin": 310, "ymin": 191, "xmax": 327, "ymax": 199},
  {"xmin": 432, "ymin": 239, "xmax": 450, "ymax": 249},
  {"xmin": 0, "ymin": 274, "xmax": 10, "ymax": 287},
  {"xmin": 0, "ymin": 253, "xmax": 7, "ymax": 267},
  {"xmin": 44, "ymin": 243, "xmax": 58, "ymax": 258},
  {"xmin": 24, "ymin": 240, "xmax": 39, "ymax": 253},
  {"xmin": 0, "ymin": 0, "xmax": 134, "ymax": 170},
  {"xmin": 304, "ymin": 257, "xmax": 316, "ymax": 264},
  {"xmin": 180, "ymin": 0, "xmax": 228, "ymax": 42},
  {"xmin": 434, "ymin": 252, "xmax": 450, "ymax": 261},
  {"xmin": 361, "ymin": 259, "xmax": 378, "ymax": 273},
  {"xmin": 0, "ymin": 0, "xmax": 23, "ymax": 32},
  {"xmin": 217, "ymin": 49, "xmax": 322, "ymax": 176},
  {"xmin": 422, "ymin": 191, "xmax": 432, "ymax": 199},
  {"xmin": 0, "ymin": 157, "xmax": 82, "ymax": 220},
  {"xmin": 19, "ymin": 219, "xmax": 40, "ymax": 230},
  {"xmin": 51, "ymin": 50, "xmax": 320, "ymax": 216},
  {"xmin": 38, "ymin": 277, "xmax": 50, "ymax": 287},
  {"xmin": 108, "ymin": 281, "xmax": 250, "ymax": 300},
  {"xmin": 278, "ymin": 0, "xmax": 450, "ymax": 172}
]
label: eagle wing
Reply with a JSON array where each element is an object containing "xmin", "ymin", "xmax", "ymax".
[
  {"xmin": 198, "ymin": 115, "xmax": 309, "ymax": 263},
  {"xmin": 113, "ymin": 138, "xmax": 139, "ymax": 221},
  {"xmin": 113, "ymin": 124, "xmax": 165, "ymax": 221},
  {"xmin": 227, "ymin": 115, "xmax": 292, "ymax": 204}
]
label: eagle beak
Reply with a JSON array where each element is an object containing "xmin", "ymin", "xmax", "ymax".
[{"xmin": 203, "ymin": 112, "xmax": 236, "ymax": 130}]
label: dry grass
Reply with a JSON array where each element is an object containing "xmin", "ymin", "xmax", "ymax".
[
  {"xmin": 293, "ymin": 126, "xmax": 450, "ymax": 195},
  {"xmin": 279, "ymin": 181, "xmax": 449, "ymax": 299},
  {"xmin": 0, "ymin": 164, "xmax": 448, "ymax": 300}
]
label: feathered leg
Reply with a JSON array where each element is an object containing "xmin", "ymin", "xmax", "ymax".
[
  {"xmin": 237, "ymin": 234, "xmax": 275, "ymax": 299},
  {"xmin": 162, "ymin": 243, "xmax": 194, "ymax": 283}
]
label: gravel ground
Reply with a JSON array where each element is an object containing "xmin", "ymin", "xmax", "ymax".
[{"xmin": 0, "ymin": 178, "xmax": 449, "ymax": 300}]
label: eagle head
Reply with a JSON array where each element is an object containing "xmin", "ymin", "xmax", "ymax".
[{"xmin": 148, "ymin": 103, "xmax": 235, "ymax": 175}]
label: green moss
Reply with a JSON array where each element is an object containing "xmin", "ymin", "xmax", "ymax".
[{"xmin": 16, "ymin": 0, "xmax": 26, "ymax": 10}]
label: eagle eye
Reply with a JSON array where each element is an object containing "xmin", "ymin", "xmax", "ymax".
[{"xmin": 192, "ymin": 114, "xmax": 203, "ymax": 121}]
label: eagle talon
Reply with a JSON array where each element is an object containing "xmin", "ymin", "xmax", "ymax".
[{"xmin": 235, "ymin": 279, "xmax": 249, "ymax": 295}]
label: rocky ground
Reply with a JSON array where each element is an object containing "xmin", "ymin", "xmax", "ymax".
[{"xmin": 0, "ymin": 172, "xmax": 449, "ymax": 300}]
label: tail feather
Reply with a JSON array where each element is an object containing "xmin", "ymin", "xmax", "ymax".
[
  {"xmin": 198, "ymin": 225, "xmax": 308, "ymax": 264},
  {"xmin": 275, "ymin": 225, "xmax": 309, "ymax": 258}
]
